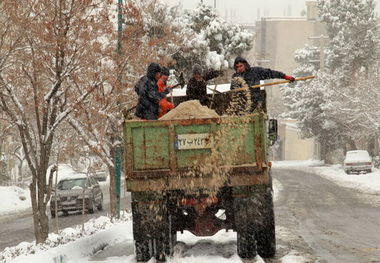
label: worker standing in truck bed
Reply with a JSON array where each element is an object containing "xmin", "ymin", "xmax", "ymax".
[{"xmin": 231, "ymin": 56, "xmax": 295, "ymax": 112}]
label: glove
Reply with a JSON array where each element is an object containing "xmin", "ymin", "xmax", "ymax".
[{"xmin": 284, "ymin": 75, "xmax": 295, "ymax": 82}]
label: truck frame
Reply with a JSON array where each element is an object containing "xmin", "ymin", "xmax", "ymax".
[{"xmin": 123, "ymin": 113, "xmax": 276, "ymax": 261}]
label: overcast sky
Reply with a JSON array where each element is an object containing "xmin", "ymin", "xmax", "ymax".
[{"xmin": 162, "ymin": 0, "xmax": 380, "ymax": 24}]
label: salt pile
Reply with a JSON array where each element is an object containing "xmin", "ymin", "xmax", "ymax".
[{"xmin": 159, "ymin": 100, "xmax": 219, "ymax": 120}]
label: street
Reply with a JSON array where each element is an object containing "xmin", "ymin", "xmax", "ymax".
[
  {"xmin": 269, "ymin": 168, "xmax": 380, "ymax": 262},
  {"xmin": 2, "ymin": 168, "xmax": 380, "ymax": 262},
  {"xmin": 0, "ymin": 184, "xmax": 131, "ymax": 251},
  {"xmin": 90, "ymin": 168, "xmax": 380, "ymax": 262}
]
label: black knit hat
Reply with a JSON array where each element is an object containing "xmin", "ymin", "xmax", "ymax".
[
  {"xmin": 147, "ymin": 63, "xmax": 161, "ymax": 80},
  {"xmin": 233, "ymin": 56, "xmax": 250, "ymax": 70},
  {"xmin": 161, "ymin": 67, "xmax": 170, "ymax": 76},
  {"xmin": 192, "ymin": 64, "xmax": 203, "ymax": 75}
]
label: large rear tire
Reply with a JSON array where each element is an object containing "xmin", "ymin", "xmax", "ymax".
[
  {"xmin": 131, "ymin": 192, "xmax": 176, "ymax": 261},
  {"xmin": 255, "ymin": 189, "xmax": 276, "ymax": 258},
  {"xmin": 234, "ymin": 196, "xmax": 257, "ymax": 259}
]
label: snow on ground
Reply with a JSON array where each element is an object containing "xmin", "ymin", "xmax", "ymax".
[
  {"xmin": 313, "ymin": 165, "xmax": 380, "ymax": 194},
  {"xmin": 273, "ymin": 160, "xmax": 380, "ymax": 194},
  {"xmin": 2, "ymin": 210, "xmax": 309, "ymax": 263},
  {"xmin": 2, "ymin": 161, "xmax": 340, "ymax": 263},
  {"xmin": 1, "ymin": 213, "xmax": 133, "ymax": 263},
  {"xmin": 273, "ymin": 178, "xmax": 282, "ymax": 202},
  {"xmin": 0, "ymin": 186, "xmax": 31, "ymax": 216},
  {"xmin": 1, "ymin": 176, "xmax": 309, "ymax": 263},
  {"xmin": 280, "ymin": 250, "xmax": 312, "ymax": 263}
]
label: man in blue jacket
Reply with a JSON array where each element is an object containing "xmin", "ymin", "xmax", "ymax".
[
  {"xmin": 134, "ymin": 63, "xmax": 170, "ymax": 120},
  {"xmin": 231, "ymin": 56, "xmax": 295, "ymax": 112}
]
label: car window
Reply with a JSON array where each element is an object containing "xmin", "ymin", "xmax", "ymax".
[
  {"xmin": 58, "ymin": 178, "xmax": 87, "ymax": 190},
  {"xmin": 345, "ymin": 151, "xmax": 370, "ymax": 160}
]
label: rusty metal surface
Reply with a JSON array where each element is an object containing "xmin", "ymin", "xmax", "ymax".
[
  {"xmin": 255, "ymin": 135, "xmax": 263, "ymax": 170},
  {"xmin": 126, "ymin": 167, "xmax": 270, "ymax": 192}
]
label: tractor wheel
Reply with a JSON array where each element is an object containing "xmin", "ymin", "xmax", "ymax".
[
  {"xmin": 254, "ymin": 189, "xmax": 276, "ymax": 258},
  {"xmin": 131, "ymin": 192, "xmax": 176, "ymax": 262},
  {"xmin": 234, "ymin": 196, "xmax": 257, "ymax": 259}
]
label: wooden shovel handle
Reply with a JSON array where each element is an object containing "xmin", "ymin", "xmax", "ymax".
[{"xmin": 228, "ymin": 75, "xmax": 315, "ymax": 93}]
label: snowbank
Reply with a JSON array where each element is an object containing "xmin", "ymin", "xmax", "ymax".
[
  {"xmin": 272, "ymin": 160, "xmax": 324, "ymax": 168},
  {"xmin": 1, "ymin": 213, "xmax": 132, "ymax": 263},
  {"xmin": 2, "ymin": 210, "xmax": 310, "ymax": 263},
  {"xmin": 0, "ymin": 186, "xmax": 31, "ymax": 216},
  {"xmin": 273, "ymin": 160, "xmax": 380, "ymax": 194},
  {"xmin": 313, "ymin": 165, "xmax": 380, "ymax": 194}
]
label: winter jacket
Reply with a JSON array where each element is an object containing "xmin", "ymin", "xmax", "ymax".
[
  {"xmin": 186, "ymin": 70, "xmax": 222, "ymax": 106},
  {"xmin": 135, "ymin": 63, "xmax": 169, "ymax": 120},
  {"xmin": 157, "ymin": 79, "xmax": 174, "ymax": 118},
  {"xmin": 231, "ymin": 56, "xmax": 285, "ymax": 111}
]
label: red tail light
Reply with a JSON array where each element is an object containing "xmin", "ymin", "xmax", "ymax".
[
  {"xmin": 365, "ymin": 162, "xmax": 372, "ymax": 165},
  {"xmin": 345, "ymin": 163, "xmax": 353, "ymax": 166}
]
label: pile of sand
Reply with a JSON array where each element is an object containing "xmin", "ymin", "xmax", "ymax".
[{"xmin": 159, "ymin": 100, "xmax": 219, "ymax": 120}]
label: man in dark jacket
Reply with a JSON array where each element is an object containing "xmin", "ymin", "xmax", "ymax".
[
  {"xmin": 186, "ymin": 64, "xmax": 223, "ymax": 106},
  {"xmin": 135, "ymin": 63, "xmax": 169, "ymax": 120},
  {"xmin": 231, "ymin": 56, "xmax": 295, "ymax": 112}
]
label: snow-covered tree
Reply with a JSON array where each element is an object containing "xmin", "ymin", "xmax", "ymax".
[
  {"xmin": 0, "ymin": 0, "xmax": 115, "ymax": 243},
  {"xmin": 282, "ymin": 45, "xmax": 320, "ymax": 118},
  {"xmin": 318, "ymin": 0, "xmax": 379, "ymax": 151},
  {"xmin": 284, "ymin": 1, "xmax": 379, "ymax": 161},
  {"xmin": 282, "ymin": 44, "xmax": 350, "ymax": 160},
  {"xmin": 319, "ymin": 0, "xmax": 378, "ymax": 86},
  {"xmin": 173, "ymin": 2, "xmax": 253, "ymax": 74}
]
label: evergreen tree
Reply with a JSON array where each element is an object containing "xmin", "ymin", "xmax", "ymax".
[
  {"xmin": 318, "ymin": 0, "xmax": 379, "ymax": 151},
  {"xmin": 284, "ymin": 0, "xmax": 379, "ymax": 161},
  {"xmin": 319, "ymin": 0, "xmax": 378, "ymax": 86}
]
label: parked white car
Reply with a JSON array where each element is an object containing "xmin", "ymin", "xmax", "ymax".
[{"xmin": 343, "ymin": 150, "xmax": 372, "ymax": 174}]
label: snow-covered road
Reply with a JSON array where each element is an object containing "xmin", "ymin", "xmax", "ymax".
[{"xmin": 2, "ymin": 161, "xmax": 380, "ymax": 262}]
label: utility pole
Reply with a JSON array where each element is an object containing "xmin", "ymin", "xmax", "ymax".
[
  {"xmin": 214, "ymin": 0, "xmax": 216, "ymax": 8},
  {"xmin": 114, "ymin": 0, "xmax": 123, "ymax": 219}
]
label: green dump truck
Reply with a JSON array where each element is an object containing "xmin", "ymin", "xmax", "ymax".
[{"xmin": 123, "ymin": 112, "xmax": 277, "ymax": 261}]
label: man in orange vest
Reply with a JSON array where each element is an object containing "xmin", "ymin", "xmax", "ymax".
[{"xmin": 157, "ymin": 67, "xmax": 175, "ymax": 118}]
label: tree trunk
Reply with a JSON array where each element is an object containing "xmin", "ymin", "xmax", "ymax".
[{"xmin": 30, "ymin": 172, "xmax": 50, "ymax": 243}]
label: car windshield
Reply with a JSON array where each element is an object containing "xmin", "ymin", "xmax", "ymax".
[{"xmin": 58, "ymin": 178, "xmax": 87, "ymax": 190}]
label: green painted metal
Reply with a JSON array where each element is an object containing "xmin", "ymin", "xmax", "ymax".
[
  {"xmin": 115, "ymin": 0, "xmax": 123, "ymax": 218},
  {"xmin": 123, "ymin": 114, "xmax": 268, "ymax": 173},
  {"xmin": 115, "ymin": 143, "xmax": 122, "ymax": 218},
  {"xmin": 132, "ymin": 126, "xmax": 170, "ymax": 170}
]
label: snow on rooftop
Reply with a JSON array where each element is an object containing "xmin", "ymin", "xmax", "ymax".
[
  {"xmin": 262, "ymin": 17, "xmax": 307, "ymax": 21},
  {"xmin": 46, "ymin": 164, "xmax": 88, "ymax": 184}
]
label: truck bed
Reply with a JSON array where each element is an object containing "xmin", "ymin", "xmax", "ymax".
[{"xmin": 123, "ymin": 114, "xmax": 269, "ymax": 192}]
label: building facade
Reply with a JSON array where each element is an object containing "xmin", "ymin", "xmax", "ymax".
[{"xmin": 253, "ymin": 1, "xmax": 325, "ymax": 160}]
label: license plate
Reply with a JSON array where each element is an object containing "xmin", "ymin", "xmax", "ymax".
[
  {"xmin": 62, "ymin": 201, "xmax": 76, "ymax": 205},
  {"xmin": 176, "ymin": 133, "xmax": 213, "ymax": 150}
]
